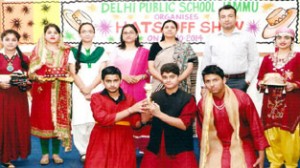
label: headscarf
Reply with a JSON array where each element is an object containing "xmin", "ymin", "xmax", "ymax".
[
  {"xmin": 275, "ymin": 27, "xmax": 295, "ymax": 38},
  {"xmin": 29, "ymin": 32, "xmax": 69, "ymax": 73}
]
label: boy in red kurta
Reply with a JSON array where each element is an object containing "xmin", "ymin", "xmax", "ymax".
[
  {"xmin": 197, "ymin": 65, "xmax": 269, "ymax": 168},
  {"xmin": 84, "ymin": 66, "xmax": 150, "ymax": 168}
]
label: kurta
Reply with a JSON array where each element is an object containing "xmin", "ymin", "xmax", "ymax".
[
  {"xmin": 68, "ymin": 45, "xmax": 109, "ymax": 126},
  {"xmin": 110, "ymin": 46, "xmax": 150, "ymax": 151},
  {"xmin": 257, "ymin": 53, "xmax": 300, "ymax": 133},
  {"xmin": 0, "ymin": 52, "xmax": 30, "ymax": 162},
  {"xmin": 84, "ymin": 89, "xmax": 140, "ymax": 168},
  {"xmin": 197, "ymin": 89, "xmax": 269, "ymax": 168}
]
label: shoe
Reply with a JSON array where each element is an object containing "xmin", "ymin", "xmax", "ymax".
[
  {"xmin": 52, "ymin": 154, "xmax": 64, "ymax": 164},
  {"xmin": 40, "ymin": 154, "xmax": 49, "ymax": 165},
  {"xmin": 1, "ymin": 162, "xmax": 15, "ymax": 168},
  {"xmin": 80, "ymin": 154, "xmax": 86, "ymax": 163}
]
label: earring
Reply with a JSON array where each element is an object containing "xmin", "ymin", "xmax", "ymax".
[
  {"xmin": 282, "ymin": 87, "xmax": 286, "ymax": 94},
  {"xmin": 265, "ymin": 86, "xmax": 269, "ymax": 94}
]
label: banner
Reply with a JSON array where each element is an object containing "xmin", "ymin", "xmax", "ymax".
[
  {"xmin": 61, "ymin": 0, "xmax": 299, "ymax": 45},
  {"xmin": 1, "ymin": 0, "xmax": 299, "ymax": 49}
]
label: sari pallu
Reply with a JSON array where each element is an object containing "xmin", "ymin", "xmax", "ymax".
[
  {"xmin": 121, "ymin": 47, "xmax": 149, "ymax": 101},
  {"xmin": 152, "ymin": 42, "xmax": 197, "ymax": 93},
  {"xmin": 29, "ymin": 34, "xmax": 72, "ymax": 151}
]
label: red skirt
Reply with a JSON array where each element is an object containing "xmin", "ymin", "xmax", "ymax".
[{"xmin": 0, "ymin": 86, "xmax": 30, "ymax": 162}]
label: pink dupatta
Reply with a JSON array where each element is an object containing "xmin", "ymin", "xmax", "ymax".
[{"xmin": 121, "ymin": 47, "xmax": 149, "ymax": 101}]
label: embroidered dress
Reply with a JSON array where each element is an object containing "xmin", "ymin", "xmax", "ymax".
[
  {"xmin": 29, "ymin": 35, "xmax": 72, "ymax": 151},
  {"xmin": 257, "ymin": 52, "xmax": 300, "ymax": 167},
  {"xmin": 257, "ymin": 53, "xmax": 300, "ymax": 133},
  {"xmin": 0, "ymin": 50, "xmax": 30, "ymax": 163}
]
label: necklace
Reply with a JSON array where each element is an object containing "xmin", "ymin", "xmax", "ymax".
[
  {"xmin": 3, "ymin": 54, "xmax": 17, "ymax": 72},
  {"xmin": 213, "ymin": 101, "xmax": 225, "ymax": 110},
  {"xmin": 272, "ymin": 52, "xmax": 294, "ymax": 70}
]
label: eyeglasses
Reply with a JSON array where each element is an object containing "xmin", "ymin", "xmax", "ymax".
[{"xmin": 122, "ymin": 31, "xmax": 136, "ymax": 35}]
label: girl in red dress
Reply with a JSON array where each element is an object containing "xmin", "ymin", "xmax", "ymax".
[
  {"xmin": 257, "ymin": 27, "xmax": 300, "ymax": 168},
  {"xmin": 29, "ymin": 24, "xmax": 72, "ymax": 166},
  {"xmin": 0, "ymin": 30, "xmax": 31, "ymax": 168}
]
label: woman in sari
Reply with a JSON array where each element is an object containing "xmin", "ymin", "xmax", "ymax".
[
  {"xmin": 148, "ymin": 20, "xmax": 197, "ymax": 94},
  {"xmin": 29, "ymin": 24, "xmax": 72, "ymax": 165},
  {"xmin": 257, "ymin": 27, "xmax": 300, "ymax": 168},
  {"xmin": 0, "ymin": 30, "xmax": 30, "ymax": 168},
  {"xmin": 110, "ymin": 24, "xmax": 150, "ymax": 153}
]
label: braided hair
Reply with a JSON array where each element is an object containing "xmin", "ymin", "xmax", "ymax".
[{"xmin": 75, "ymin": 22, "xmax": 95, "ymax": 74}]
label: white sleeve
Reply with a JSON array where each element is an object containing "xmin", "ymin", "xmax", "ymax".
[{"xmin": 68, "ymin": 50, "xmax": 76, "ymax": 64}]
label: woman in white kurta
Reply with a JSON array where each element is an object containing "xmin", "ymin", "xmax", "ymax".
[{"xmin": 68, "ymin": 23, "xmax": 108, "ymax": 162}]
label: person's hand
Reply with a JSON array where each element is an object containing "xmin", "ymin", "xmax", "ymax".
[
  {"xmin": 80, "ymin": 86, "xmax": 91, "ymax": 95},
  {"xmin": 0, "ymin": 82, "xmax": 11, "ymax": 89},
  {"xmin": 84, "ymin": 94, "xmax": 91, "ymax": 101},
  {"xmin": 148, "ymin": 102, "xmax": 161, "ymax": 117},
  {"xmin": 286, "ymin": 82, "xmax": 297, "ymax": 92},
  {"xmin": 258, "ymin": 80, "xmax": 266, "ymax": 90},
  {"xmin": 123, "ymin": 75, "xmax": 138, "ymax": 84},
  {"xmin": 253, "ymin": 151, "xmax": 264, "ymax": 168},
  {"xmin": 129, "ymin": 99, "xmax": 149, "ymax": 114},
  {"xmin": 245, "ymin": 80, "xmax": 251, "ymax": 85},
  {"xmin": 133, "ymin": 74, "xmax": 145, "ymax": 83}
]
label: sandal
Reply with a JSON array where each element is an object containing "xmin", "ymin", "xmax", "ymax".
[
  {"xmin": 1, "ymin": 162, "xmax": 15, "ymax": 168},
  {"xmin": 52, "ymin": 154, "xmax": 64, "ymax": 164},
  {"xmin": 40, "ymin": 154, "xmax": 49, "ymax": 165},
  {"xmin": 80, "ymin": 154, "xmax": 86, "ymax": 163}
]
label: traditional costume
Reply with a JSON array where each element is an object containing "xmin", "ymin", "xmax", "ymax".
[
  {"xmin": 29, "ymin": 33, "xmax": 72, "ymax": 153},
  {"xmin": 197, "ymin": 87, "xmax": 269, "ymax": 168},
  {"xmin": 84, "ymin": 89, "xmax": 140, "ymax": 168},
  {"xmin": 141, "ymin": 89, "xmax": 198, "ymax": 168},
  {"xmin": 110, "ymin": 46, "xmax": 150, "ymax": 152},
  {"xmin": 257, "ymin": 27, "xmax": 300, "ymax": 168},
  {"xmin": 68, "ymin": 45, "xmax": 108, "ymax": 156},
  {"xmin": 0, "ymin": 49, "xmax": 30, "ymax": 163}
]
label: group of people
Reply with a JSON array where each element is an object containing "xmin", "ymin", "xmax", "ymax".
[{"xmin": 0, "ymin": 4, "xmax": 299, "ymax": 168}]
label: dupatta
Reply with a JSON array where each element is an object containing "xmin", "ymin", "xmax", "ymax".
[
  {"xmin": 121, "ymin": 47, "xmax": 149, "ymax": 101},
  {"xmin": 29, "ymin": 33, "xmax": 72, "ymax": 151}
]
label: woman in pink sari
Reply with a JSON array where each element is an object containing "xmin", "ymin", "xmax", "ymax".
[{"xmin": 110, "ymin": 24, "xmax": 150, "ymax": 153}]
